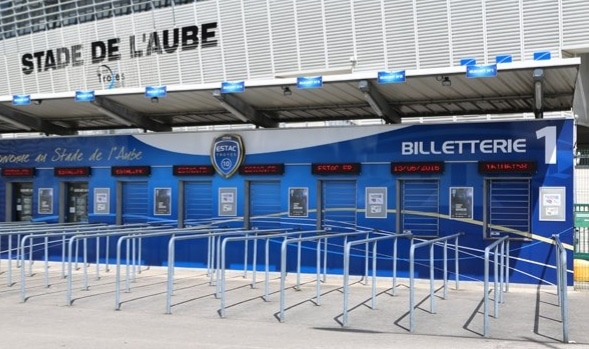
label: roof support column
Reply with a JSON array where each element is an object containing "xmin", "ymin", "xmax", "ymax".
[{"xmin": 533, "ymin": 68, "xmax": 544, "ymax": 119}]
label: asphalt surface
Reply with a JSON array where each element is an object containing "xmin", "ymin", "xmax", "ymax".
[{"xmin": 0, "ymin": 262, "xmax": 588, "ymax": 349}]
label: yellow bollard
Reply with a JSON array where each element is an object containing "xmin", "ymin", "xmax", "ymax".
[{"xmin": 574, "ymin": 259, "xmax": 589, "ymax": 282}]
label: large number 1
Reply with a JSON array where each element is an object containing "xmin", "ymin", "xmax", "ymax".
[{"xmin": 536, "ymin": 126, "xmax": 557, "ymax": 164}]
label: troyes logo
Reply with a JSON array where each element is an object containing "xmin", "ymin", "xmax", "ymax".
[
  {"xmin": 96, "ymin": 65, "xmax": 125, "ymax": 89},
  {"xmin": 211, "ymin": 134, "xmax": 245, "ymax": 178}
]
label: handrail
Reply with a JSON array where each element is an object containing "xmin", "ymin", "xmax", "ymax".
[
  {"xmin": 483, "ymin": 235, "xmax": 510, "ymax": 337},
  {"xmin": 219, "ymin": 229, "xmax": 325, "ymax": 318},
  {"xmin": 552, "ymin": 234, "xmax": 569, "ymax": 343},
  {"xmin": 278, "ymin": 230, "xmax": 371, "ymax": 323},
  {"xmin": 342, "ymin": 232, "xmax": 412, "ymax": 326},
  {"xmin": 409, "ymin": 232, "xmax": 463, "ymax": 333}
]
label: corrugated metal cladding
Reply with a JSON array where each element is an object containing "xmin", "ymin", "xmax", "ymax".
[{"xmin": 1, "ymin": 0, "xmax": 588, "ymax": 96}]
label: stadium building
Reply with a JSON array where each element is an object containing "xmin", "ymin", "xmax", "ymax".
[{"xmin": 0, "ymin": 0, "xmax": 588, "ymax": 285}]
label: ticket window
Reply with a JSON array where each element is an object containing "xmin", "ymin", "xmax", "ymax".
[
  {"xmin": 13, "ymin": 182, "xmax": 34, "ymax": 221},
  {"xmin": 66, "ymin": 182, "xmax": 89, "ymax": 223}
]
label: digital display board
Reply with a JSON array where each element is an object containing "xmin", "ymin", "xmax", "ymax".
[
  {"xmin": 311, "ymin": 163, "xmax": 361, "ymax": 175},
  {"xmin": 239, "ymin": 164, "xmax": 285, "ymax": 175},
  {"xmin": 391, "ymin": 162, "xmax": 445, "ymax": 174},
  {"xmin": 54, "ymin": 167, "xmax": 91, "ymax": 177},
  {"xmin": 111, "ymin": 166, "xmax": 151, "ymax": 176},
  {"xmin": 173, "ymin": 165, "xmax": 215, "ymax": 176},
  {"xmin": 478, "ymin": 161, "xmax": 537, "ymax": 174},
  {"xmin": 1, "ymin": 167, "xmax": 35, "ymax": 177}
]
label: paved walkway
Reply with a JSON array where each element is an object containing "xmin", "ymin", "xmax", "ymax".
[{"xmin": 0, "ymin": 263, "xmax": 588, "ymax": 349}]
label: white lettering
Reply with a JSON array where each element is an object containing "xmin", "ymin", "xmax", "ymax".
[{"xmin": 400, "ymin": 138, "xmax": 527, "ymax": 156}]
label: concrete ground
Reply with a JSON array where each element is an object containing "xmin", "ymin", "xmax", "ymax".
[{"xmin": 0, "ymin": 261, "xmax": 588, "ymax": 349}]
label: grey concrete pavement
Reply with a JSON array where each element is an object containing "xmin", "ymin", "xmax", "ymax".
[{"xmin": 0, "ymin": 263, "xmax": 588, "ymax": 349}]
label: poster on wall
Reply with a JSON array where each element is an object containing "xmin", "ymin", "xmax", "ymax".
[
  {"xmin": 288, "ymin": 187, "xmax": 308, "ymax": 217},
  {"xmin": 38, "ymin": 188, "xmax": 53, "ymax": 214},
  {"xmin": 539, "ymin": 187, "xmax": 566, "ymax": 221},
  {"xmin": 365, "ymin": 187, "xmax": 387, "ymax": 218},
  {"xmin": 94, "ymin": 188, "xmax": 110, "ymax": 214},
  {"xmin": 219, "ymin": 188, "xmax": 237, "ymax": 216},
  {"xmin": 154, "ymin": 188, "xmax": 172, "ymax": 215},
  {"xmin": 450, "ymin": 187, "xmax": 473, "ymax": 219}
]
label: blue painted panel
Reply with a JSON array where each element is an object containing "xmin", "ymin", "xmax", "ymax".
[
  {"xmin": 184, "ymin": 181, "xmax": 213, "ymax": 225},
  {"xmin": 0, "ymin": 119, "xmax": 575, "ymax": 285},
  {"xmin": 323, "ymin": 180, "xmax": 356, "ymax": 232},
  {"xmin": 250, "ymin": 180, "xmax": 281, "ymax": 229},
  {"xmin": 122, "ymin": 181, "xmax": 148, "ymax": 224}
]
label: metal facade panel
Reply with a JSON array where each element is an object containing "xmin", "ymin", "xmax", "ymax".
[
  {"xmin": 449, "ymin": 0, "xmax": 485, "ymax": 65},
  {"xmin": 415, "ymin": 0, "xmax": 451, "ymax": 69},
  {"xmin": 486, "ymin": 0, "xmax": 523, "ymax": 62},
  {"xmin": 522, "ymin": 0, "xmax": 560, "ymax": 60},
  {"xmin": 269, "ymin": 0, "xmax": 300, "ymax": 76},
  {"xmin": 562, "ymin": 0, "xmax": 589, "ymax": 48},
  {"xmin": 352, "ymin": 0, "xmax": 386, "ymax": 71},
  {"xmin": 324, "ymin": 0, "xmax": 354, "ymax": 67},
  {"xmin": 153, "ymin": 7, "xmax": 182, "ymax": 85},
  {"xmin": 244, "ymin": 1, "xmax": 274, "ymax": 79},
  {"xmin": 193, "ymin": 2, "xmax": 224, "ymax": 84},
  {"xmin": 218, "ymin": 0, "xmax": 248, "ymax": 80},
  {"xmin": 133, "ymin": 11, "xmax": 166, "ymax": 87},
  {"xmin": 383, "ymin": 0, "xmax": 418, "ymax": 70},
  {"xmin": 295, "ymin": 0, "xmax": 328, "ymax": 70}
]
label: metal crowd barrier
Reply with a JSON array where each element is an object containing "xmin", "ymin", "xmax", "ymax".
[
  {"xmin": 278, "ymin": 230, "xmax": 371, "ymax": 323},
  {"xmin": 66, "ymin": 225, "xmax": 165, "ymax": 305},
  {"xmin": 115, "ymin": 225, "xmax": 235, "ymax": 310},
  {"xmin": 18, "ymin": 224, "xmax": 151, "ymax": 303},
  {"xmin": 409, "ymin": 232, "xmax": 463, "ymax": 333},
  {"xmin": 18, "ymin": 224, "xmax": 114, "ymax": 298},
  {"xmin": 342, "ymin": 232, "xmax": 412, "ymax": 326},
  {"xmin": 165, "ymin": 227, "xmax": 262, "ymax": 314},
  {"xmin": 483, "ymin": 235, "xmax": 510, "ymax": 338},
  {"xmin": 5, "ymin": 223, "xmax": 106, "ymax": 287},
  {"xmin": 552, "ymin": 234, "xmax": 569, "ymax": 343},
  {"xmin": 219, "ymin": 229, "xmax": 327, "ymax": 318}
]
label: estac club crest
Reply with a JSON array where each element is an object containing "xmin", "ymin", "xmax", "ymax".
[{"xmin": 211, "ymin": 134, "xmax": 245, "ymax": 178}]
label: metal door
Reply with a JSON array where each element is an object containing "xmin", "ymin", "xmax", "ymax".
[
  {"xmin": 183, "ymin": 181, "xmax": 213, "ymax": 226},
  {"xmin": 397, "ymin": 179, "xmax": 440, "ymax": 237},
  {"xmin": 120, "ymin": 181, "xmax": 149, "ymax": 224},
  {"xmin": 67, "ymin": 182, "xmax": 89, "ymax": 222},
  {"xmin": 12, "ymin": 182, "xmax": 34, "ymax": 221},
  {"xmin": 483, "ymin": 178, "xmax": 531, "ymax": 240},
  {"xmin": 247, "ymin": 180, "xmax": 281, "ymax": 230},
  {"xmin": 320, "ymin": 180, "xmax": 357, "ymax": 232}
]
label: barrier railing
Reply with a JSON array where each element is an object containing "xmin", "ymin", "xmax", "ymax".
[
  {"xmin": 483, "ymin": 235, "xmax": 510, "ymax": 337},
  {"xmin": 342, "ymin": 232, "xmax": 412, "ymax": 326},
  {"xmin": 165, "ymin": 228, "xmax": 265, "ymax": 314},
  {"xmin": 66, "ymin": 225, "xmax": 165, "ymax": 305},
  {"xmin": 19, "ymin": 224, "xmax": 120, "ymax": 300},
  {"xmin": 115, "ymin": 225, "xmax": 226, "ymax": 310},
  {"xmin": 553, "ymin": 234, "xmax": 569, "ymax": 343},
  {"xmin": 409, "ymin": 232, "xmax": 463, "ymax": 333},
  {"xmin": 278, "ymin": 230, "xmax": 371, "ymax": 323},
  {"xmin": 219, "ymin": 229, "xmax": 325, "ymax": 318},
  {"xmin": 10, "ymin": 223, "xmax": 109, "ymax": 288}
]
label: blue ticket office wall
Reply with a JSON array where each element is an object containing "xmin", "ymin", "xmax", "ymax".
[{"xmin": 0, "ymin": 119, "xmax": 574, "ymax": 284}]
